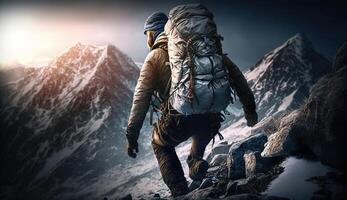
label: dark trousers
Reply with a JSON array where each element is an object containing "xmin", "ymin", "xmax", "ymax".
[{"xmin": 151, "ymin": 111, "xmax": 223, "ymax": 195}]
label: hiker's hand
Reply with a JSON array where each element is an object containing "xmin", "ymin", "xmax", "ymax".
[
  {"xmin": 126, "ymin": 134, "xmax": 139, "ymax": 158},
  {"xmin": 245, "ymin": 111, "xmax": 258, "ymax": 127}
]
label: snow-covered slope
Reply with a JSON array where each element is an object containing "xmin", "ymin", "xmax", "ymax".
[
  {"xmin": 244, "ymin": 33, "xmax": 331, "ymax": 119},
  {"xmin": 0, "ymin": 65, "xmax": 27, "ymax": 86},
  {"xmin": 0, "ymin": 43, "xmax": 142, "ymax": 199}
]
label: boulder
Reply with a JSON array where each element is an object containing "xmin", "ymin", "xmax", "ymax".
[
  {"xmin": 210, "ymin": 154, "xmax": 228, "ymax": 167},
  {"xmin": 225, "ymin": 165, "xmax": 284, "ymax": 197},
  {"xmin": 244, "ymin": 151, "xmax": 257, "ymax": 178},
  {"xmin": 261, "ymin": 110, "xmax": 302, "ymax": 158},
  {"xmin": 300, "ymin": 43, "xmax": 347, "ymax": 168},
  {"xmin": 227, "ymin": 133, "xmax": 267, "ymax": 179},
  {"xmin": 206, "ymin": 142, "xmax": 230, "ymax": 162},
  {"xmin": 244, "ymin": 151, "xmax": 283, "ymax": 178}
]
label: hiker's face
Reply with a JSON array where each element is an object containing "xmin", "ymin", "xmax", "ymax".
[{"xmin": 146, "ymin": 31, "xmax": 155, "ymax": 49}]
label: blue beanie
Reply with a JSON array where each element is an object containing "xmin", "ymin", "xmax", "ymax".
[{"xmin": 144, "ymin": 12, "xmax": 168, "ymax": 41}]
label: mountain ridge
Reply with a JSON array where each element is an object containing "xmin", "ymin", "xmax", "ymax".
[{"xmin": 0, "ymin": 42, "xmax": 141, "ymax": 199}]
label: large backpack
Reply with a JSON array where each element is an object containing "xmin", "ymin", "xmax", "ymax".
[{"xmin": 164, "ymin": 4, "xmax": 232, "ymax": 115}]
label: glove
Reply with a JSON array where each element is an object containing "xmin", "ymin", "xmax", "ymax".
[
  {"xmin": 245, "ymin": 111, "xmax": 258, "ymax": 127},
  {"xmin": 126, "ymin": 134, "xmax": 139, "ymax": 158}
]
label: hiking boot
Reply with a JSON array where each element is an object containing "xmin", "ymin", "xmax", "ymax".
[{"xmin": 187, "ymin": 155, "xmax": 209, "ymax": 181}]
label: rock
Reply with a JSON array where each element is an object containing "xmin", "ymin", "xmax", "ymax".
[
  {"xmin": 300, "ymin": 42, "xmax": 347, "ymax": 168},
  {"xmin": 224, "ymin": 194, "xmax": 289, "ymax": 200},
  {"xmin": 225, "ymin": 165, "xmax": 284, "ymax": 197},
  {"xmin": 175, "ymin": 186, "xmax": 220, "ymax": 200},
  {"xmin": 225, "ymin": 180, "xmax": 238, "ymax": 196},
  {"xmin": 179, "ymin": 163, "xmax": 285, "ymax": 200},
  {"xmin": 224, "ymin": 193, "xmax": 261, "ymax": 200},
  {"xmin": 244, "ymin": 151, "xmax": 283, "ymax": 178},
  {"xmin": 227, "ymin": 133, "xmax": 268, "ymax": 179},
  {"xmin": 206, "ymin": 142, "xmax": 230, "ymax": 162},
  {"xmin": 262, "ymin": 196, "xmax": 290, "ymax": 200},
  {"xmin": 213, "ymin": 143, "xmax": 230, "ymax": 155},
  {"xmin": 119, "ymin": 194, "xmax": 132, "ymax": 200},
  {"xmin": 244, "ymin": 151, "xmax": 257, "ymax": 178},
  {"xmin": 188, "ymin": 180, "xmax": 202, "ymax": 192},
  {"xmin": 199, "ymin": 177, "xmax": 214, "ymax": 189},
  {"xmin": 261, "ymin": 110, "xmax": 302, "ymax": 158},
  {"xmin": 210, "ymin": 154, "xmax": 228, "ymax": 167},
  {"xmin": 206, "ymin": 161, "xmax": 229, "ymax": 180},
  {"xmin": 334, "ymin": 40, "xmax": 347, "ymax": 71}
]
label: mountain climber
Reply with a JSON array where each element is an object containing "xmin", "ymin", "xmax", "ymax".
[{"xmin": 126, "ymin": 6, "xmax": 258, "ymax": 197}]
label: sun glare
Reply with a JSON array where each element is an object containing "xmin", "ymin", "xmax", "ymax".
[
  {"xmin": 0, "ymin": 15, "xmax": 37, "ymax": 64},
  {"xmin": 0, "ymin": 7, "xmax": 145, "ymax": 67}
]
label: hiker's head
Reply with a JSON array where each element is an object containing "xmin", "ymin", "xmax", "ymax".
[{"xmin": 144, "ymin": 12, "xmax": 168, "ymax": 48}]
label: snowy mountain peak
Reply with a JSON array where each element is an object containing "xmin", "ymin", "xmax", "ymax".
[
  {"xmin": 243, "ymin": 33, "xmax": 331, "ymax": 119},
  {"xmin": 0, "ymin": 42, "xmax": 141, "ymax": 198},
  {"xmin": 274, "ymin": 32, "xmax": 315, "ymax": 59},
  {"xmin": 285, "ymin": 32, "xmax": 312, "ymax": 48}
]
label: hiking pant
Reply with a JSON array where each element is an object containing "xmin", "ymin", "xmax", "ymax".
[{"xmin": 151, "ymin": 111, "xmax": 223, "ymax": 196}]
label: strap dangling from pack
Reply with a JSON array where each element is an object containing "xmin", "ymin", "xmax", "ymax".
[{"xmin": 150, "ymin": 106, "xmax": 154, "ymax": 125}]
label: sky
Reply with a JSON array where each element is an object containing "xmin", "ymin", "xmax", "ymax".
[{"xmin": 0, "ymin": 0, "xmax": 346, "ymax": 70}]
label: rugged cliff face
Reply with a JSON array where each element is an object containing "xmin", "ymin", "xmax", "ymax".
[{"xmin": 262, "ymin": 41, "xmax": 347, "ymax": 169}]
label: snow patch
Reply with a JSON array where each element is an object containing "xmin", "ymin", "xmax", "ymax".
[{"xmin": 278, "ymin": 90, "xmax": 297, "ymax": 112}]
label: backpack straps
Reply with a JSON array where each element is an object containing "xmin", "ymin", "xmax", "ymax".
[{"xmin": 149, "ymin": 62, "xmax": 172, "ymax": 125}]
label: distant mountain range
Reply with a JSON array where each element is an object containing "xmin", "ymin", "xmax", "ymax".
[{"xmin": 0, "ymin": 34, "xmax": 331, "ymax": 199}]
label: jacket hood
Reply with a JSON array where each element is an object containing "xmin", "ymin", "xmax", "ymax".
[{"xmin": 151, "ymin": 32, "xmax": 168, "ymax": 51}]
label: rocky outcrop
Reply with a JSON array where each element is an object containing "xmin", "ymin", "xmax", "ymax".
[
  {"xmin": 262, "ymin": 41, "xmax": 347, "ymax": 169},
  {"xmin": 207, "ymin": 141, "xmax": 230, "ymax": 162},
  {"xmin": 227, "ymin": 133, "xmax": 283, "ymax": 179},
  {"xmin": 178, "ymin": 163, "xmax": 286, "ymax": 200},
  {"xmin": 177, "ymin": 131, "xmax": 286, "ymax": 200}
]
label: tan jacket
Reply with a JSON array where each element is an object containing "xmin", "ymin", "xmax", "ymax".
[{"xmin": 126, "ymin": 33, "xmax": 256, "ymax": 140}]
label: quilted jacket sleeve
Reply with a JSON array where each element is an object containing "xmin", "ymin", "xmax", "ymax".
[
  {"xmin": 223, "ymin": 55, "xmax": 257, "ymax": 115},
  {"xmin": 126, "ymin": 48, "xmax": 169, "ymax": 141},
  {"xmin": 126, "ymin": 50, "xmax": 159, "ymax": 140}
]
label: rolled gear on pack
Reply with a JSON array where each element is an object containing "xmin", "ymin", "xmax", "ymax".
[{"xmin": 164, "ymin": 4, "xmax": 232, "ymax": 115}]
